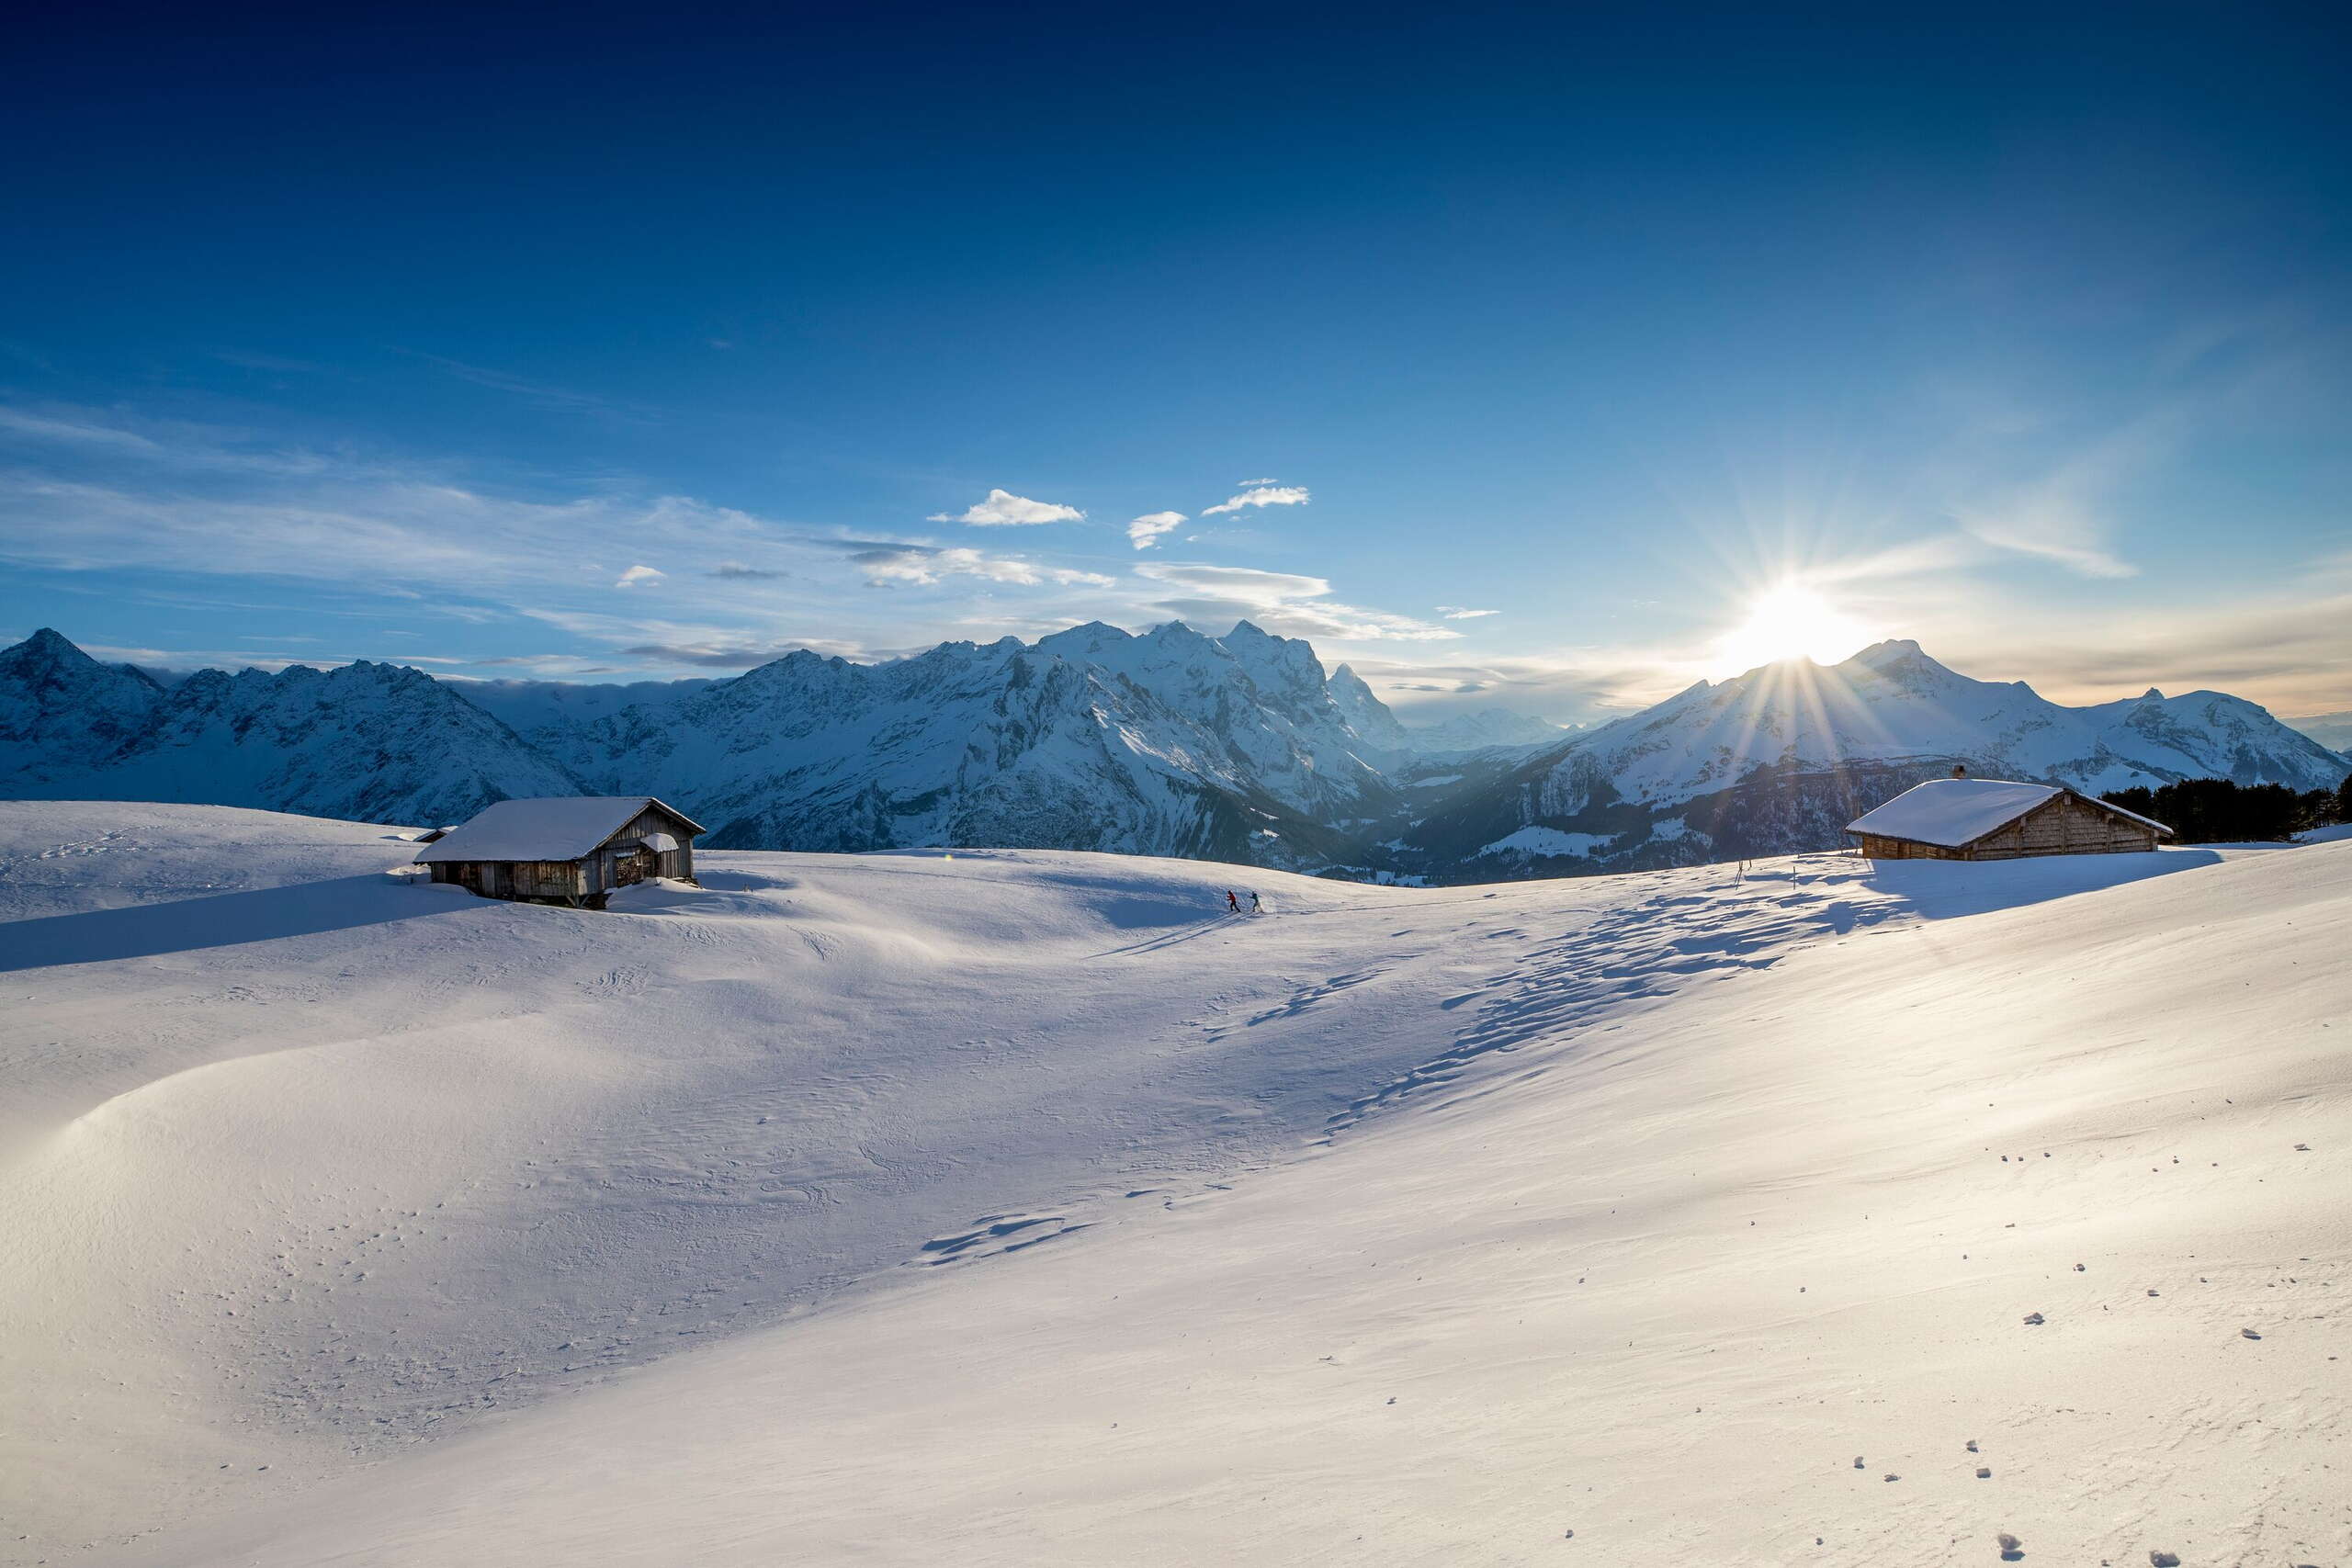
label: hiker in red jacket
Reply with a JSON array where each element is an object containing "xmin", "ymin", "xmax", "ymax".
[{"xmin": 1225, "ymin": 889, "xmax": 1240, "ymax": 912}]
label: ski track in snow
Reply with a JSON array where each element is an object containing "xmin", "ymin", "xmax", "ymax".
[
  {"xmin": 1325, "ymin": 864, "xmax": 1899, "ymax": 1133},
  {"xmin": 3, "ymin": 802, "xmax": 2346, "ymax": 1568}
]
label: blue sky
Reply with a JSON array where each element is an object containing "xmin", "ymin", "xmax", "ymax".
[{"xmin": 4, "ymin": 3, "xmax": 2348, "ymax": 720}]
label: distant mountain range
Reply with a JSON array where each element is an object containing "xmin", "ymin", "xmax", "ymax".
[
  {"xmin": 1403, "ymin": 707, "xmax": 1574, "ymax": 755},
  {"xmin": 1403, "ymin": 638, "xmax": 2351, "ymax": 874},
  {"xmin": 2282, "ymin": 708, "xmax": 2352, "ymax": 756},
  {"xmin": 4, "ymin": 626, "xmax": 2344, "ymax": 879}
]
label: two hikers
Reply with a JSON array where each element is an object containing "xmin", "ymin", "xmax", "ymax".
[{"xmin": 1223, "ymin": 889, "xmax": 1265, "ymax": 915}]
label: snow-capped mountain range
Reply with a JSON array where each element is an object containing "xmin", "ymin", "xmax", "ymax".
[
  {"xmin": 1407, "ymin": 638, "xmax": 2351, "ymax": 872},
  {"xmin": 0, "ymin": 629, "xmax": 579, "ymax": 825},
  {"xmin": 2, "ymin": 626, "xmax": 2343, "ymax": 876}
]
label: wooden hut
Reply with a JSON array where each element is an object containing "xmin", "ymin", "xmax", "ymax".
[
  {"xmin": 416, "ymin": 796, "xmax": 706, "ymax": 908},
  {"xmin": 1846, "ymin": 777, "xmax": 2172, "ymax": 862}
]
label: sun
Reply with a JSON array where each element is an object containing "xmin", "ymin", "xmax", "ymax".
[{"xmin": 1715, "ymin": 581, "xmax": 1873, "ymax": 672}]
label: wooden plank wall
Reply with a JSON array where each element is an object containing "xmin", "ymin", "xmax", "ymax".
[
  {"xmin": 1965, "ymin": 793, "xmax": 2156, "ymax": 860},
  {"xmin": 1856, "ymin": 794, "xmax": 2160, "ymax": 861}
]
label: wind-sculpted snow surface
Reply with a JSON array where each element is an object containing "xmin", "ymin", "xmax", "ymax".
[{"xmin": 6, "ymin": 802, "xmax": 2346, "ymax": 1567}]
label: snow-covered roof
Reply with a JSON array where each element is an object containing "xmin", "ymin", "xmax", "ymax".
[
  {"xmin": 1844, "ymin": 779, "xmax": 2067, "ymax": 847},
  {"xmin": 415, "ymin": 796, "xmax": 704, "ymax": 863},
  {"xmin": 1847, "ymin": 778, "xmax": 2175, "ymax": 847}
]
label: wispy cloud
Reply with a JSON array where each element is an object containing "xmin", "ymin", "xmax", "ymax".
[
  {"xmin": 1201, "ymin": 484, "xmax": 1309, "ymax": 517},
  {"xmin": 854, "ymin": 544, "xmax": 1114, "ymax": 589},
  {"xmin": 614, "ymin": 564, "xmax": 665, "ymax": 589},
  {"xmin": 401, "ymin": 351, "xmax": 656, "ymax": 423},
  {"xmin": 1125, "ymin": 511, "xmax": 1187, "ymax": 550},
  {"xmin": 1135, "ymin": 562, "xmax": 1459, "ymax": 642},
  {"xmin": 1235, "ymin": 476, "xmax": 1278, "ymax": 487},
  {"xmin": 0, "ymin": 405, "xmax": 1140, "ymax": 676},
  {"xmin": 1436, "ymin": 605, "xmax": 1499, "ymax": 619},
  {"xmin": 926, "ymin": 488, "xmax": 1086, "ymax": 526}
]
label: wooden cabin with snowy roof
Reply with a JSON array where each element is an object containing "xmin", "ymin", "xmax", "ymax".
[
  {"xmin": 415, "ymin": 796, "xmax": 706, "ymax": 907},
  {"xmin": 1845, "ymin": 775, "xmax": 2172, "ymax": 862}
]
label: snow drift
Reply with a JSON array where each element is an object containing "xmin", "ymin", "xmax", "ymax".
[{"xmin": 3, "ymin": 801, "xmax": 2346, "ymax": 1566}]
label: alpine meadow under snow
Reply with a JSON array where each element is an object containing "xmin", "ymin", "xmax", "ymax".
[{"xmin": 3, "ymin": 801, "xmax": 2346, "ymax": 1566}]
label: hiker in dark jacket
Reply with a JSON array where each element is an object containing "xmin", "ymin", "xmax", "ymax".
[{"xmin": 1249, "ymin": 890, "xmax": 1262, "ymax": 914}]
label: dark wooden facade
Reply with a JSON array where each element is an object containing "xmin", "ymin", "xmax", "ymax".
[
  {"xmin": 426, "ymin": 801, "xmax": 704, "ymax": 908},
  {"xmin": 1853, "ymin": 789, "xmax": 2165, "ymax": 862}
]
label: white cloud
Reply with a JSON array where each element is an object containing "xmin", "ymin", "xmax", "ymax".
[
  {"xmin": 1125, "ymin": 511, "xmax": 1187, "ymax": 550},
  {"xmin": 1201, "ymin": 485, "xmax": 1310, "ymax": 516},
  {"xmin": 926, "ymin": 488, "xmax": 1086, "ymax": 526},
  {"xmin": 1436, "ymin": 606, "xmax": 1499, "ymax": 619},
  {"xmin": 854, "ymin": 545, "xmax": 1114, "ymax": 589},
  {"xmin": 1236, "ymin": 477, "xmax": 1278, "ymax": 487},
  {"xmin": 1133, "ymin": 562, "xmax": 1460, "ymax": 643},
  {"xmin": 614, "ymin": 564, "xmax": 665, "ymax": 589},
  {"xmin": 1953, "ymin": 495, "xmax": 2137, "ymax": 579}
]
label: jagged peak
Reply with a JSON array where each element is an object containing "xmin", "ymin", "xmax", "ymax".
[
  {"xmin": 1842, "ymin": 637, "xmax": 1933, "ymax": 670},
  {"xmin": 5, "ymin": 626, "xmax": 102, "ymax": 670},
  {"xmin": 1147, "ymin": 619, "xmax": 1210, "ymax": 644},
  {"xmin": 1034, "ymin": 620, "xmax": 1129, "ymax": 655},
  {"xmin": 1223, "ymin": 619, "xmax": 1274, "ymax": 641}
]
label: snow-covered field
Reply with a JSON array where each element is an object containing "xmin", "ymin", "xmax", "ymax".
[{"xmin": 3, "ymin": 803, "xmax": 2346, "ymax": 1566}]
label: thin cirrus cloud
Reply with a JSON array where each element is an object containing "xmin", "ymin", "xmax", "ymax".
[
  {"xmin": 709, "ymin": 560, "xmax": 787, "ymax": 580},
  {"xmin": 852, "ymin": 544, "xmax": 1114, "ymax": 589},
  {"xmin": 1201, "ymin": 484, "xmax": 1309, "ymax": 516},
  {"xmin": 613, "ymin": 564, "xmax": 665, "ymax": 589},
  {"xmin": 1134, "ymin": 562, "xmax": 1459, "ymax": 642},
  {"xmin": 1436, "ymin": 605, "xmax": 1499, "ymax": 619},
  {"xmin": 926, "ymin": 488, "xmax": 1086, "ymax": 526},
  {"xmin": 1125, "ymin": 512, "xmax": 1187, "ymax": 550}
]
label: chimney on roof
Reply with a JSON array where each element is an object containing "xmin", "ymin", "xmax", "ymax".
[{"xmin": 1951, "ymin": 763, "xmax": 1968, "ymax": 779}]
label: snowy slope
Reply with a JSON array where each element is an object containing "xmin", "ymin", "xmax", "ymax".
[
  {"xmin": 1413, "ymin": 640, "xmax": 2350, "ymax": 872},
  {"xmin": 5, "ymin": 804, "xmax": 2346, "ymax": 1567}
]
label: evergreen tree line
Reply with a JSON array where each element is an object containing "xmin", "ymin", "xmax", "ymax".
[{"xmin": 2101, "ymin": 772, "xmax": 2352, "ymax": 843}]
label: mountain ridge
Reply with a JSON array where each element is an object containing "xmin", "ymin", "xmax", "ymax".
[
  {"xmin": 2, "ymin": 626, "xmax": 2342, "ymax": 876},
  {"xmin": 1402, "ymin": 637, "xmax": 2348, "ymax": 874}
]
